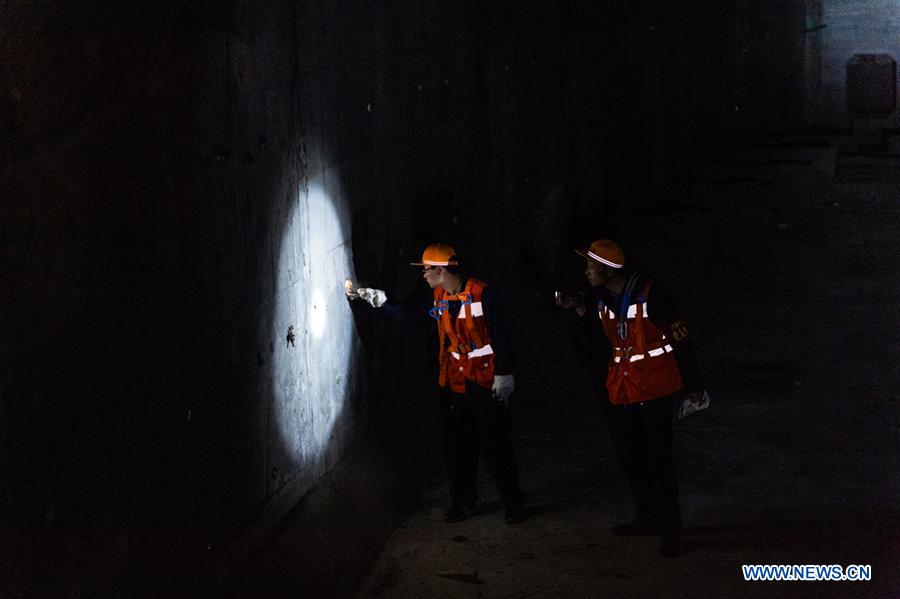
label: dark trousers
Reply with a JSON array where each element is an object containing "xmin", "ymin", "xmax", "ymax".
[
  {"xmin": 602, "ymin": 394, "xmax": 681, "ymax": 536},
  {"xmin": 440, "ymin": 381, "xmax": 524, "ymax": 510}
]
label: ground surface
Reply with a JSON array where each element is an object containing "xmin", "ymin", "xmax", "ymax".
[{"xmin": 354, "ymin": 169, "xmax": 900, "ymax": 598}]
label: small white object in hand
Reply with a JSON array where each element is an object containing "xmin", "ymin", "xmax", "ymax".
[
  {"xmin": 678, "ymin": 390, "xmax": 711, "ymax": 419},
  {"xmin": 492, "ymin": 374, "xmax": 515, "ymax": 405}
]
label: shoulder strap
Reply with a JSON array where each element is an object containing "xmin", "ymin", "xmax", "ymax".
[
  {"xmin": 461, "ymin": 279, "xmax": 487, "ymax": 348},
  {"xmin": 616, "ymin": 271, "xmax": 642, "ymax": 340},
  {"xmin": 634, "ymin": 281, "xmax": 653, "ymax": 354},
  {"xmin": 618, "ymin": 271, "xmax": 643, "ymax": 318}
]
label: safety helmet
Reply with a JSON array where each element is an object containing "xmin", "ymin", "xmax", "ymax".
[
  {"xmin": 410, "ymin": 242, "xmax": 459, "ymax": 266},
  {"xmin": 575, "ymin": 239, "xmax": 625, "ymax": 269}
]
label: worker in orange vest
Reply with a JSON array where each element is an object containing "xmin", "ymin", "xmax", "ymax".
[
  {"xmin": 558, "ymin": 239, "xmax": 708, "ymax": 557},
  {"xmin": 352, "ymin": 243, "xmax": 525, "ymax": 524}
]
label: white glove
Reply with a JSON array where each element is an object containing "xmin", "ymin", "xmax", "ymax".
[
  {"xmin": 677, "ymin": 390, "xmax": 710, "ymax": 419},
  {"xmin": 356, "ymin": 287, "xmax": 387, "ymax": 308},
  {"xmin": 492, "ymin": 374, "xmax": 515, "ymax": 404}
]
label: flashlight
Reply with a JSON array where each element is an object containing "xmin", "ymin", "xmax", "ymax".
[{"xmin": 344, "ymin": 278, "xmax": 359, "ymax": 299}]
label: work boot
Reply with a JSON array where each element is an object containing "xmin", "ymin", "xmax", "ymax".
[
  {"xmin": 612, "ymin": 518, "xmax": 659, "ymax": 536},
  {"xmin": 444, "ymin": 504, "xmax": 477, "ymax": 523},
  {"xmin": 658, "ymin": 533, "xmax": 680, "ymax": 558}
]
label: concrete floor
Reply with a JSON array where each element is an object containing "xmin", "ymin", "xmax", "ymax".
[{"xmin": 354, "ymin": 169, "xmax": 900, "ymax": 598}]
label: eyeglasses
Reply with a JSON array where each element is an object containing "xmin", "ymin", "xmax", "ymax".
[{"xmin": 422, "ymin": 266, "xmax": 437, "ymax": 274}]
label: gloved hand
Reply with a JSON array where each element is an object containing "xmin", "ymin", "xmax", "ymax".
[
  {"xmin": 555, "ymin": 291, "xmax": 587, "ymax": 317},
  {"xmin": 677, "ymin": 390, "xmax": 710, "ymax": 419},
  {"xmin": 492, "ymin": 374, "xmax": 515, "ymax": 405},
  {"xmin": 356, "ymin": 287, "xmax": 387, "ymax": 308}
]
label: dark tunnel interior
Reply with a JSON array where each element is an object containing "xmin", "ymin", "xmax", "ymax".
[{"xmin": 1, "ymin": 1, "xmax": 899, "ymax": 597}]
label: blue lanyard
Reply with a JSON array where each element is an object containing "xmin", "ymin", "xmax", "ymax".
[
  {"xmin": 429, "ymin": 293, "xmax": 471, "ymax": 320},
  {"xmin": 429, "ymin": 299, "xmax": 450, "ymax": 320},
  {"xmin": 616, "ymin": 272, "xmax": 641, "ymax": 341}
]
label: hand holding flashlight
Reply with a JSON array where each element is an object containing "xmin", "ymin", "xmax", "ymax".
[
  {"xmin": 555, "ymin": 291, "xmax": 587, "ymax": 315},
  {"xmin": 356, "ymin": 287, "xmax": 387, "ymax": 307},
  {"xmin": 346, "ymin": 278, "xmax": 388, "ymax": 308}
]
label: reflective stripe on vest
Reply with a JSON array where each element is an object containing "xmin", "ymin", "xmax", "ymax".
[
  {"xmin": 613, "ymin": 343, "xmax": 674, "ymax": 363},
  {"xmin": 450, "ymin": 343, "xmax": 494, "ymax": 360},
  {"xmin": 599, "ymin": 303, "xmax": 645, "ymax": 320},
  {"xmin": 456, "ymin": 301, "xmax": 483, "ymax": 318}
]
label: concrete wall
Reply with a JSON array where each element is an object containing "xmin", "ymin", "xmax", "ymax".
[
  {"xmin": 805, "ymin": 0, "xmax": 900, "ymax": 130},
  {"xmin": 0, "ymin": 1, "xmax": 442, "ymax": 595}
]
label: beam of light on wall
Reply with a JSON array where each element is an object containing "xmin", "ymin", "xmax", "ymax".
[
  {"xmin": 309, "ymin": 288, "xmax": 327, "ymax": 338},
  {"xmin": 272, "ymin": 174, "xmax": 358, "ymax": 468}
]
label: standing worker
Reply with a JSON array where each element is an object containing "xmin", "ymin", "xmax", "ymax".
[
  {"xmin": 558, "ymin": 239, "xmax": 708, "ymax": 557},
  {"xmin": 349, "ymin": 242, "xmax": 525, "ymax": 524}
]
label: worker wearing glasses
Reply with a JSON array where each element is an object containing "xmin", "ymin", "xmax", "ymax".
[{"xmin": 350, "ymin": 242, "xmax": 525, "ymax": 524}]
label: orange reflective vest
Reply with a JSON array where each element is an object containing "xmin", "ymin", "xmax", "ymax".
[
  {"xmin": 433, "ymin": 278, "xmax": 495, "ymax": 393},
  {"xmin": 597, "ymin": 280, "xmax": 683, "ymax": 405}
]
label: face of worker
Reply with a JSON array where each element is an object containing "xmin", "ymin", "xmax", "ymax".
[
  {"xmin": 422, "ymin": 265, "xmax": 443, "ymax": 288},
  {"xmin": 585, "ymin": 259, "xmax": 610, "ymax": 288}
]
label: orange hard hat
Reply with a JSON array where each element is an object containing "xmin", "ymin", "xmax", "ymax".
[
  {"xmin": 575, "ymin": 239, "xmax": 625, "ymax": 269},
  {"xmin": 410, "ymin": 242, "xmax": 459, "ymax": 266}
]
